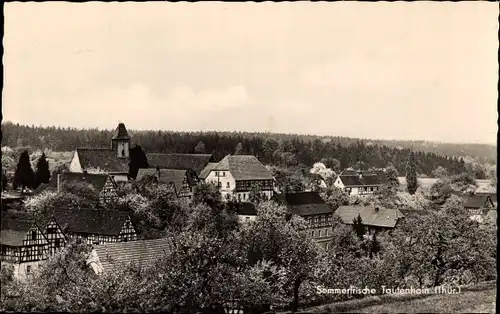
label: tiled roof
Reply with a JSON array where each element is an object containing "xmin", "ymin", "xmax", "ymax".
[
  {"xmin": 136, "ymin": 168, "xmax": 197, "ymax": 193},
  {"xmin": 272, "ymin": 192, "xmax": 332, "ymax": 216},
  {"xmin": 59, "ymin": 172, "xmax": 112, "ymax": 191},
  {"xmin": 462, "ymin": 194, "xmax": 494, "ymax": 209},
  {"xmin": 147, "ymin": 153, "xmax": 214, "ymax": 175},
  {"xmin": 338, "ymin": 171, "xmax": 384, "ymax": 187},
  {"xmin": 229, "ymin": 202, "xmax": 257, "ymax": 216},
  {"xmin": 112, "ymin": 123, "xmax": 130, "ymax": 140},
  {"xmin": 0, "ymin": 213, "xmax": 36, "ymax": 246},
  {"xmin": 76, "ymin": 148, "xmax": 129, "ymax": 173},
  {"xmin": 213, "ymin": 155, "xmax": 274, "ymax": 181},
  {"xmin": 199, "ymin": 162, "xmax": 218, "ymax": 180},
  {"xmin": 476, "ymin": 192, "xmax": 497, "ymax": 204},
  {"xmin": 335, "ymin": 205, "xmax": 404, "ymax": 228},
  {"xmin": 93, "ymin": 237, "xmax": 171, "ymax": 273},
  {"xmin": 53, "ymin": 208, "xmax": 131, "ymax": 236}
]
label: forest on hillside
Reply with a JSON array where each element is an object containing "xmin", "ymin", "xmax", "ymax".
[{"xmin": 0, "ymin": 121, "xmax": 494, "ymax": 179}]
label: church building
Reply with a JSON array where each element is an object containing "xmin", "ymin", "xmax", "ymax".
[{"xmin": 69, "ymin": 123, "xmax": 131, "ymax": 182}]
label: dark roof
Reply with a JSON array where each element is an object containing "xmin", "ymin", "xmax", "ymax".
[
  {"xmin": 273, "ymin": 192, "xmax": 332, "ymax": 216},
  {"xmin": 213, "ymin": 155, "xmax": 274, "ymax": 181},
  {"xmin": 335, "ymin": 205, "xmax": 404, "ymax": 228},
  {"xmin": 136, "ymin": 168, "xmax": 197, "ymax": 192},
  {"xmin": 338, "ymin": 171, "xmax": 384, "ymax": 187},
  {"xmin": 229, "ymin": 202, "xmax": 258, "ymax": 216},
  {"xmin": 59, "ymin": 173, "xmax": 112, "ymax": 191},
  {"xmin": 476, "ymin": 192, "xmax": 497, "ymax": 204},
  {"xmin": 76, "ymin": 148, "xmax": 129, "ymax": 173},
  {"xmin": 53, "ymin": 208, "xmax": 131, "ymax": 236},
  {"xmin": 1, "ymin": 213, "xmax": 37, "ymax": 246},
  {"xmin": 199, "ymin": 162, "xmax": 218, "ymax": 180},
  {"xmin": 92, "ymin": 238, "xmax": 171, "ymax": 273},
  {"xmin": 147, "ymin": 153, "xmax": 214, "ymax": 175},
  {"xmin": 462, "ymin": 194, "xmax": 494, "ymax": 209},
  {"xmin": 112, "ymin": 123, "xmax": 130, "ymax": 140}
]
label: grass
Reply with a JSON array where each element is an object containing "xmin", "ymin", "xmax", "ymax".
[
  {"xmin": 302, "ymin": 281, "xmax": 496, "ymax": 314},
  {"xmin": 349, "ymin": 288, "xmax": 496, "ymax": 313}
]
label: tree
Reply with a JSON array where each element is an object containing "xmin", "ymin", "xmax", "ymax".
[
  {"xmin": 194, "ymin": 141, "xmax": 206, "ymax": 154},
  {"xmin": 2, "ymin": 171, "xmax": 7, "ymax": 191},
  {"xmin": 192, "ymin": 181, "xmax": 223, "ymax": 209},
  {"xmin": 385, "ymin": 164, "xmax": 400, "ymax": 187},
  {"xmin": 324, "ymin": 187, "xmax": 350, "ymax": 210},
  {"xmin": 432, "ymin": 166, "xmax": 448, "ymax": 179},
  {"xmin": 242, "ymin": 202, "xmax": 323, "ymax": 312},
  {"xmin": 234, "ymin": 142, "xmax": 244, "ymax": 155},
  {"xmin": 352, "ymin": 214, "xmax": 365, "ymax": 239},
  {"xmin": 13, "ymin": 150, "xmax": 35, "ymax": 191},
  {"xmin": 405, "ymin": 152, "xmax": 418, "ymax": 195},
  {"xmin": 128, "ymin": 145, "xmax": 149, "ymax": 179},
  {"xmin": 34, "ymin": 153, "xmax": 51, "ymax": 189},
  {"xmin": 248, "ymin": 184, "xmax": 267, "ymax": 204}
]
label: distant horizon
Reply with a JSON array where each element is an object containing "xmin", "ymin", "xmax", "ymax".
[
  {"xmin": 2, "ymin": 119, "xmax": 497, "ymax": 147},
  {"xmin": 3, "ymin": 2, "xmax": 498, "ymax": 145}
]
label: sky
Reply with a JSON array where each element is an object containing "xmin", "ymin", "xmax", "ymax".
[{"xmin": 3, "ymin": 2, "xmax": 498, "ymax": 144}]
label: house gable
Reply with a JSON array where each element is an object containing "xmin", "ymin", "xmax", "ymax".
[
  {"xmin": 99, "ymin": 176, "xmax": 119, "ymax": 206},
  {"xmin": 69, "ymin": 151, "xmax": 83, "ymax": 173}
]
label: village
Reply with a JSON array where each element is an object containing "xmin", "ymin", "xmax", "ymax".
[{"xmin": 0, "ymin": 122, "xmax": 497, "ymax": 313}]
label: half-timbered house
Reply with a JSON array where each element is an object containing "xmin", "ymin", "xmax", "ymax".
[
  {"xmin": 334, "ymin": 170, "xmax": 389, "ymax": 196},
  {"xmin": 272, "ymin": 191, "xmax": 334, "ymax": 250},
  {"xmin": 40, "ymin": 217, "xmax": 68, "ymax": 255},
  {"xmin": 204, "ymin": 155, "xmax": 275, "ymax": 201},
  {"xmin": 0, "ymin": 213, "xmax": 50, "ymax": 281},
  {"xmin": 53, "ymin": 208, "xmax": 138, "ymax": 245},
  {"xmin": 136, "ymin": 168, "xmax": 199, "ymax": 200},
  {"xmin": 35, "ymin": 172, "xmax": 119, "ymax": 207}
]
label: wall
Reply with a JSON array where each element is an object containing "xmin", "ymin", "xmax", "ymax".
[
  {"xmin": 68, "ymin": 151, "xmax": 83, "ymax": 172},
  {"xmin": 205, "ymin": 170, "xmax": 236, "ymax": 200},
  {"xmin": 12, "ymin": 261, "xmax": 43, "ymax": 282}
]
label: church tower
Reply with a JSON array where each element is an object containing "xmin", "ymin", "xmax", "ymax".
[{"xmin": 111, "ymin": 122, "xmax": 130, "ymax": 158}]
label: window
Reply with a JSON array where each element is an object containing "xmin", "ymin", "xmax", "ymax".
[
  {"xmin": 238, "ymin": 194, "xmax": 241, "ymax": 201},
  {"xmin": 31, "ymin": 230, "xmax": 36, "ymax": 241},
  {"xmin": 226, "ymin": 182, "xmax": 230, "ymax": 188},
  {"xmin": 311, "ymin": 231, "xmax": 315, "ymax": 237},
  {"xmin": 222, "ymin": 172, "xmax": 225, "ymax": 177},
  {"xmin": 319, "ymin": 230, "xmax": 322, "ymax": 237},
  {"xmin": 55, "ymin": 239, "xmax": 61, "ymax": 248},
  {"xmin": 26, "ymin": 266, "xmax": 32, "ymax": 274},
  {"xmin": 325, "ymin": 243, "xmax": 329, "ymax": 251},
  {"xmin": 243, "ymin": 194, "xmax": 246, "ymax": 200},
  {"xmin": 218, "ymin": 182, "xmax": 222, "ymax": 188},
  {"xmin": 325, "ymin": 228, "xmax": 329, "ymax": 236},
  {"xmin": 246, "ymin": 217, "xmax": 250, "ymax": 221},
  {"xmin": 215, "ymin": 171, "xmax": 218, "ymax": 177}
]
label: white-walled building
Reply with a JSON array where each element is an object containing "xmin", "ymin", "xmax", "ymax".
[
  {"xmin": 68, "ymin": 123, "xmax": 131, "ymax": 182},
  {"xmin": 204, "ymin": 155, "xmax": 275, "ymax": 202},
  {"xmin": 334, "ymin": 170, "xmax": 388, "ymax": 196}
]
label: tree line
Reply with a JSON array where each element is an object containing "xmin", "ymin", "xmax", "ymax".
[{"xmin": 1, "ymin": 121, "xmax": 483, "ymax": 178}]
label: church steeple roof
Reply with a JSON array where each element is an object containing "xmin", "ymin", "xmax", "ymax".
[{"xmin": 112, "ymin": 123, "xmax": 130, "ymax": 140}]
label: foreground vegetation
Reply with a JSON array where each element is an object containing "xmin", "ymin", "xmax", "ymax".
[{"xmin": 1, "ymin": 169, "xmax": 496, "ymax": 313}]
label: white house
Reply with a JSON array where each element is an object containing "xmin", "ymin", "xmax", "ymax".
[
  {"xmin": 334, "ymin": 169, "xmax": 388, "ymax": 196},
  {"xmin": 204, "ymin": 155, "xmax": 275, "ymax": 202},
  {"xmin": 68, "ymin": 123, "xmax": 131, "ymax": 182}
]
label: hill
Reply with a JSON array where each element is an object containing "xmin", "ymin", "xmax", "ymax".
[{"xmin": 1, "ymin": 121, "xmax": 495, "ymax": 179}]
